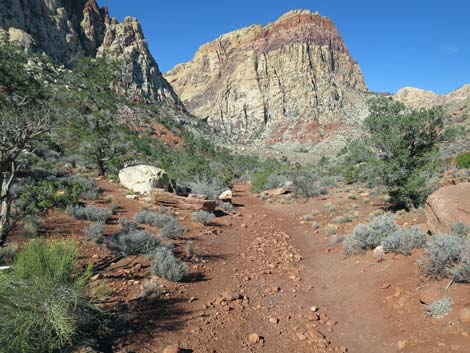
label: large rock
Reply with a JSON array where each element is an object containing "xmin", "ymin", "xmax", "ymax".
[
  {"xmin": 119, "ymin": 165, "xmax": 169, "ymax": 194},
  {"xmin": 425, "ymin": 183, "xmax": 470, "ymax": 234},
  {"xmin": 165, "ymin": 10, "xmax": 368, "ymax": 144}
]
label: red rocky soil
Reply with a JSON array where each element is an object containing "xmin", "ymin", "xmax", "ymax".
[{"xmin": 16, "ymin": 181, "xmax": 470, "ymax": 353}]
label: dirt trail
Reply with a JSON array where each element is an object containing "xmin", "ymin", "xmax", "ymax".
[{"xmin": 64, "ymin": 181, "xmax": 469, "ymax": 353}]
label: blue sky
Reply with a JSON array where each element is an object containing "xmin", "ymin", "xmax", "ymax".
[{"xmin": 99, "ymin": 1, "xmax": 469, "ymax": 94}]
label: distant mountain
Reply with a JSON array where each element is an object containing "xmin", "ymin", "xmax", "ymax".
[
  {"xmin": 395, "ymin": 85, "xmax": 470, "ymax": 119},
  {"xmin": 166, "ymin": 10, "xmax": 369, "ymax": 145},
  {"xmin": 0, "ymin": 0, "xmax": 182, "ymax": 107}
]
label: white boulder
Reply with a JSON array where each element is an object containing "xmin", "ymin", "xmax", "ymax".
[
  {"xmin": 119, "ymin": 165, "xmax": 169, "ymax": 194},
  {"xmin": 218, "ymin": 189, "xmax": 233, "ymax": 201}
]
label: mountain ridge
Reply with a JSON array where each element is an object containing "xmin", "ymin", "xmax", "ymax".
[{"xmin": 165, "ymin": 9, "xmax": 368, "ymax": 144}]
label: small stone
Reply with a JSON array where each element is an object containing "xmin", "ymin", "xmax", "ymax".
[
  {"xmin": 248, "ymin": 333, "xmax": 260, "ymax": 345},
  {"xmin": 163, "ymin": 344, "xmax": 182, "ymax": 353},
  {"xmin": 269, "ymin": 317, "xmax": 279, "ymax": 324},
  {"xmin": 296, "ymin": 332, "xmax": 307, "ymax": 341},
  {"xmin": 310, "ymin": 306, "xmax": 319, "ymax": 312},
  {"xmin": 397, "ymin": 340, "xmax": 407, "ymax": 351},
  {"xmin": 458, "ymin": 306, "xmax": 470, "ymax": 326},
  {"xmin": 189, "ymin": 297, "xmax": 197, "ymax": 303},
  {"xmin": 307, "ymin": 312, "xmax": 320, "ymax": 321},
  {"xmin": 373, "ymin": 245, "xmax": 385, "ymax": 261},
  {"xmin": 419, "ymin": 286, "xmax": 442, "ymax": 305}
]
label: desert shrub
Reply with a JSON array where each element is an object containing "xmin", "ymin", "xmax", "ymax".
[
  {"xmin": 451, "ymin": 239, "xmax": 470, "ymax": 282},
  {"xmin": 14, "ymin": 177, "xmax": 100, "ymax": 217},
  {"xmin": 108, "ymin": 228, "xmax": 161, "ymax": 256},
  {"xmin": 344, "ymin": 214, "xmax": 398, "ymax": 255},
  {"xmin": 20, "ymin": 215, "xmax": 44, "ymax": 238},
  {"xmin": 150, "ymin": 246, "xmax": 189, "ymax": 282},
  {"xmin": 311, "ymin": 221, "xmax": 321, "ymax": 230},
  {"xmin": 134, "ymin": 209, "xmax": 175, "ymax": 228},
  {"xmin": 160, "ymin": 220, "xmax": 186, "ymax": 240},
  {"xmin": 324, "ymin": 224, "xmax": 338, "ymax": 236},
  {"xmin": 0, "ymin": 243, "xmax": 18, "ymax": 264},
  {"xmin": 140, "ymin": 280, "xmax": 160, "ymax": 299},
  {"xmin": 84, "ymin": 222, "xmax": 105, "ymax": 244},
  {"xmin": 382, "ymin": 226, "xmax": 427, "ymax": 255},
  {"xmin": 118, "ymin": 218, "xmax": 138, "ymax": 232},
  {"xmin": 0, "ymin": 240, "xmax": 102, "ymax": 353},
  {"xmin": 189, "ymin": 176, "xmax": 223, "ymax": 200},
  {"xmin": 192, "ymin": 210, "xmax": 215, "ymax": 226},
  {"xmin": 289, "ymin": 171, "xmax": 327, "ymax": 198},
  {"xmin": 324, "ymin": 203, "xmax": 337, "ymax": 212},
  {"xmin": 218, "ymin": 202, "xmax": 234, "ymax": 212},
  {"xmin": 66, "ymin": 205, "xmax": 111, "ymax": 223},
  {"xmin": 265, "ymin": 174, "xmax": 288, "ymax": 190},
  {"xmin": 450, "ymin": 222, "xmax": 470, "ymax": 238},
  {"xmin": 426, "ymin": 297, "xmax": 453, "ymax": 318},
  {"xmin": 333, "ymin": 214, "xmax": 354, "ymax": 224},
  {"xmin": 419, "ymin": 234, "xmax": 462, "ymax": 278},
  {"xmin": 111, "ymin": 201, "xmax": 119, "ymax": 215},
  {"xmin": 456, "ymin": 152, "xmax": 470, "ymax": 169}
]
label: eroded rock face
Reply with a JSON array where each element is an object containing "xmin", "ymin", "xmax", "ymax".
[
  {"xmin": 0, "ymin": 0, "xmax": 181, "ymax": 106},
  {"xmin": 165, "ymin": 10, "xmax": 368, "ymax": 143},
  {"xmin": 425, "ymin": 183, "xmax": 470, "ymax": 234}
]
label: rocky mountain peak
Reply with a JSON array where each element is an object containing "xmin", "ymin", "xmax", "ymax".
[
  {"xmin": 0, "ymin": 0, "xmax": 181, "ymax": 107},
  {"xmin": 166, "ymin": 9, "xmax": 368, "ymax": 144}
]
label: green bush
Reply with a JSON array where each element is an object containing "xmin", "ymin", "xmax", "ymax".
[
  {"xmin": 345, "ymin": 97, "xmax": 444, "ymax": 207},
  {"xmin": 456, "ymin": 152, "xmax": 470, "ymax": 169},
  {"xmin": 0, "ymin": 240, "xmax": 101, "ymax": 353}
]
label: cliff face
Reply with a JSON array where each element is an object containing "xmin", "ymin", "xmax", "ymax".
[
  {"xmin": 0, "ymin": 0, "xmax": 181, "ymax": 106},
  {"xmin": 166, "ymin": 10, "xmax": 368, "ymax": 144}
]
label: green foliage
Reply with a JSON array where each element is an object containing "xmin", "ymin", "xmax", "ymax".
[
  {"xmin": 14, "ymin": 176, "xmax": 100, "ymax": 218},
  {"xmin": 160, "ymin": 220, "xmax": 186, "ymax": 240},
  {"xmin": 0, "ymin": 240, "xmax": 102, "ymax": 353},
  {"xmin": 456, "ymin": 152, "xmax": 470, "ymax": 169},
  {"xmin": 344, "ymin": 97, "xmax": 444, "ymax": 207},
  {"xmin": 249, "ymin": 158, "xmax": 287, "ymax": 193}
]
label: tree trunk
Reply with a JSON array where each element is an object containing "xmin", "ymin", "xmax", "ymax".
[{"xmin": 0, "ymin": 169, "xmax": 15, "ymax": 247}]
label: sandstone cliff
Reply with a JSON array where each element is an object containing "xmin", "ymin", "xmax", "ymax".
[
  {"xmin": 166, "ymin": 10, "xmax": 368, "ymax": 144},
  {"xmin": 0, "ymin": 0, "xmax": 181, "ymax": 106}
]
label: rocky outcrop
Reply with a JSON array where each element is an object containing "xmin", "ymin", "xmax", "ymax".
[
  {"xmin": 165, "ymin": 10, "xmax": 368, "ymax": 143},
  {"xmin": 119, "ymin": 165, "xmax": 170, "ymax": 194},
  {"xmin": 425, "ymin": 183, "xmax": 470, "ymax": 234},
  {"xmin": 0, "ymin": 0, "xmax": 181, "ymax": 106},
  {"xmin": 395, "ymin": 85, "xmax": 470, "ymax": 118}
]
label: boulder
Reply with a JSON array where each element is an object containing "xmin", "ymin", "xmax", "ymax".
[
  {"xmin": 458, "ymin": 306, "xmax": 470, "ymax": 326},
  {"xmin": 218, "ymin": 190, "xmax": 233, "ymax": 202},
  {"xmin": 425, "ymin": 183, "xmax": 470, "ymax": 234},
  {"xmin": 119, "ymin": 165, "xmax": 169, "ymax": 194}
]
